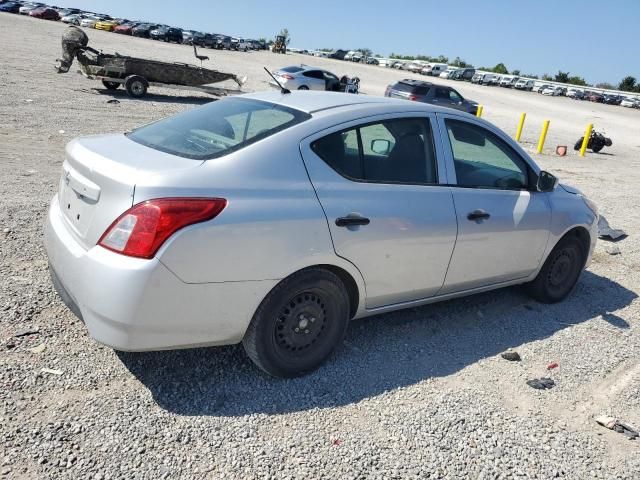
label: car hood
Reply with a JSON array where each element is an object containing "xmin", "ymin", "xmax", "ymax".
[{"xmin": 560, "ymin": 183, "xmax": 583, "ymax": 195}]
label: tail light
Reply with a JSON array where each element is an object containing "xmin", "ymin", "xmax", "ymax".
[
  {"xmin": 409, "ymin": 95, "xmax": 417, "ymax": 101},
  {"xmin": 280, "ymin": 74, "xmax": 294, "ymax": 80},
  {"xmin": 98, "ymin": 198, "xmax": 227, "ymax": 259}
]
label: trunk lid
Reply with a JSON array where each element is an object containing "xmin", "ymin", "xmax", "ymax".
[{"xmin": 58, "ymin": 133, "xmax": 203, "ymax": 249}]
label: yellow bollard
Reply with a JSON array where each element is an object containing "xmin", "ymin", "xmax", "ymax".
[
  {"xmin": 579, "ymin": 123, "xmax": 593, "ymax": 157},
  {"xmin": 515, "ymin": 113, "xmax": 526, "ymax": 142},
  {"xmin": 476, "ymin": 105, "xmax": 483, "ymax": 118},
  {"xmin": 536, "ymin": 120, "xmax": 550, "ymax": 154}
]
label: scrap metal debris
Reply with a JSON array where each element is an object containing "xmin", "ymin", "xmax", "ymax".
[
  {"xmin": 598, "ymin": 216, "xmax": 626, "ymax": 241},
  {"xmin": 501, "ymin": 351, "xmax": 521, "ymax": 362},
  {"xmin": 41, "ymin": 368, "xmax": 63, "ymax": 376},
  {"xmin": 14, "ymin": 329, "xmax": 40, "ymax": 338},
  {"xmin": 606, "ymin": 245, "xmax": 621, "ymax": 255},
  {"xmin": 526, "ymin": 377, "xmax": 555, "ymax": 390},
  {"xmin": 547, "ymin": 362, "xmax": 559, "ymax": 370},
  {"xmin": 595, "ymin": 415, "xmax": 639, "ymax": 440}
]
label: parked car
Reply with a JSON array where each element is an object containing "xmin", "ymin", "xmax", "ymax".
[
  {"xmin": 421, "ymin": 63, "xmax": 447, "ymax": 76},
  {"xmin": 270, "ymin": 66, "xmax": 341, "ymax": 91},
  {"xmin": 366, "ymin": 58, "xmax": 379, "ymax": 65},
  {"xmin": 214, "ymin": 35, "xmax": 232, "ymax": 49},
  {"xmin": 499, "ymin": 75, "xmax": 519, "ymax": 87},
  {"xmin": 453, "ymin": 68, "xmax": 475, "ymax": 81},
  {"xmin": 0, "ymin": 1, "xmax": 21, "ymax": 13},
  {"xmin": 61, "ymin": 13, "xmax": 86, "ymax": 24},
  {"xmin": 471, "ymin": 73, "xmax": 485, "ymax": 84},
  {"xmin": 481, "ymin": 74, "xmax": 500, "ymax": 86},
  {"xmin": 79, "ymin": 16, "xmax": 101, "ymax": 28},
  {"xmin": 28, "ymin": 6, "xmax": 59, "ymax": 19},
  {"xmin": 620, "ymin": 97, "xmax": 640, "ymax": 108},
  {"xmin": 532, "ymin": 83, "xmax": 550, "ymax": 93},
  {"xmin": 150, "ymin": 26, "xmax": 183, "ymax": 43},
  {"xmin": 602, "ymin": 94, "xmax": 622, "ymax": 105},
  {"xmin": 439, "ymin": 69, "xmax": 459, "ymax": 79},
  {"xmin": 566, "ymin": 88, "xmax": 584, "ymax": 100},
  {"xmin": 514, "ymin": 79, "xmax": 535, "ymax": 91},
  {"xmin": 385, "ymin": 79, "xmax": 478, "ymax": 115},
  {"xmin": 19, "ymin": 3, "xmax": 44, "ymax": 15},
  {"xmin": 236, "ymin": 38, "xmax": 251, "ymax": 51},
  {"xmin": 95, "ymin": 19, "xmax": 118, "ymax": 31},
  {"xmin": 586, "ymin": 91, "xmax": 604, "ymax": 103},
  {"xmin": 45, "ymin": 91, "xmax": 599, "ymax": 377},
  {"xmin": 542, "ymin": 86, "xmax": 565, "ymax": 96},
  {"xmin": 113, "ymin": 22, "xmax": 139, "ymax": 34},
  {"xmin": 132, "ymin": 23, "xmax": 159, "ymax": 38}
]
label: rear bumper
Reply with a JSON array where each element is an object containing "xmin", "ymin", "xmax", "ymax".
[{"xmin": 45, "ymin": 195, "xmax": 277, "ymax": 351}]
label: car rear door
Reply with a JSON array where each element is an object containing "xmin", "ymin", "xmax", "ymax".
[
  {"xmin": 300, "ymin": 113, "xmax": 458, "ymax": 309},
  {"xmin": 436, "ymin": 113, "xmax": 551, "ymax": 294}
]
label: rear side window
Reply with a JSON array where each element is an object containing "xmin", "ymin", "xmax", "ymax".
[
  {"xmin": 127, "ymin": 98, "xmax": 310, "ymax": 160},
  {"xmin": 392, "ymin": 82, "xmax": 430, "ymax": 96},
  {"xmin": 311, "ymin": 118, "xmax": 437, "ymax": 184},
  {"xmin": 281, "ymin": 66, "xmax": 304, "ymax": 73}
]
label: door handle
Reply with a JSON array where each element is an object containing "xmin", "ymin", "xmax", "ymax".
[
  {"xmin": 467, "ymin": 209, "xmax": 490, "ymax": 221},
  {"xmin": 336, "ymin": 215, "xmax": 370, "ymax": 227}
]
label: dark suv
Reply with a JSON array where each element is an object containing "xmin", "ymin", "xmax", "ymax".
[
  {"xmin": 384, "ymin": 79, "xmax": 478, "ymax": 115},
  {"xmin": 150, "ymin": 26, "xmax": 183, "ymax": 43}
]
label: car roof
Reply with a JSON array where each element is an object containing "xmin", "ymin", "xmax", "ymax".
[
  {"xmin": 240, "ymin": 90, "xmax": 448, "ymax": 115},
  {"xmin": 395, "ymin": 79, "xmax": 435, "ymax": 87}
]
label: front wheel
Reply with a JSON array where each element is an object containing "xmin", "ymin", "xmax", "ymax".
[
  {"xmin": 298, "ymin": 85, "xmax": 309, "ymax": 90},
  {"xmin": 526, "ymin": 236, "xmax": 586, "ymax": 303},
  {"xmin": 242, "ymin": 268, "xmax": 350, "ymax": 378}
]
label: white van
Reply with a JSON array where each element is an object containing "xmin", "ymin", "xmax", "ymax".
[
  {"xmin": 421, "ymin": 63, "xmax": 448, "ymax": 76},
  {"xmin": 514, "ymin": 79, "xmax": 535, "ymax": 91},
  {"xmin": 499, "ymin": 75, "xmax": 519, "ymax": 87},
  {"xmin": 378, "ymin": 58, "xmax": 393, "ymax": 68}
]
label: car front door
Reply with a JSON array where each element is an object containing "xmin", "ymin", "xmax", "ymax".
[
  {"xmin": 300, "ymin": 114, "xmax": 458, "ymax": 309},
  {"xmin": 437, "ymin": 114, "xmax": 551, "ymax": 294},
  {"xmin": 301, "ymin": 70, "xmax": 325, "ymax": 90}
]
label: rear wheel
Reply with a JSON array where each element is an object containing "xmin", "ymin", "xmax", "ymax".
[
  {"xmin": 298, "ymin": 85, "xmax": 309, "ymax": 90},
  {"xmin": 102, "ymin": 80, "xmax": 120, "ymax": 90},
  {"xmin": 124, "ymin": 75, "xmax": 148, "ymax": 98},
  {"xmin": 242, "ymin": 268, "xmax": 350, "ymax": 378},
  {"xmin": 592, "ymin": 143, "xmax": 604, "ymax": 153},
  {"xmin": 526, "ymin": 236, "xmax": 586, "ymax": 303}
]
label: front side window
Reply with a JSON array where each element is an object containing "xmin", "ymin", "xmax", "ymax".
[
  {"xmin": 128, "ymin": 98, "xmax": 310, "ymax": 160},
  {"xmin": 449, "ymin": 90, "xmax": 463, "ymax": 102},
  {"xmin": 445, "ymin": 119, "xmax": 530, "ymax": 190},
  {"xmin": 311, "ymin": 118, "xmax": 437, "ymax": 184}
]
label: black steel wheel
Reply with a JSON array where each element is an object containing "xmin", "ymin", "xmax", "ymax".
[
  {"xmin": 124, "ymin": 75, "xmax": 148, "ymax": 98},
  {"xmin": 243, "ymin": 268, "xmax": 350, "ymax": 378},
  {"xmin": 526, "ymin": 236, "xmax": 586, "ymax": 303}
]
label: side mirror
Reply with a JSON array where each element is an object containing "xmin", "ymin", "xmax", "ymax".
[
  {"xmin": 537, "ymin": 170, "xmax": 558, "ymax": 192},
  {"xmin": 371, "ymin": 139, "xmax": 391, "ymax": 155}
]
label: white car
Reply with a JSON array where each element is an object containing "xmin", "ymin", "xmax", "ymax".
[
  {"xmin": 439, "ymin": 69, "xmax": 459, "ymax": 79},
  {"xmin": 620, "ymin": 97, "xmax": 639, "ymax": 108},
  {"xmin": 532, "ymin": 83, "xmax": 550, "ymax": 93},
  {"xmin": 542, "ymin": 86, "xmax": 565, "ymax": 96},
  {"xmin": 236, "ymin": 38, "xmax": 251, "ymax": 52},
  {"xmin": 61, "ymin": 13, "xmax": 86, "ymax": 25},
  {"xmin": 514, "ymin": 79, "xmax": 535, "ymax": 91},
  {"xmin": 80, "ymin": 16, "xmax": 100, "ymax": 28},
  {"xmin": 19, "ymin": 3, "xmax": 42, "ymax": 15}
]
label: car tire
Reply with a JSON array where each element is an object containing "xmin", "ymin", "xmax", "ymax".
[
  {"xmin": 526, "ymin": 236, "xmax": 586, "ymax": 304},
  {"xmin": 592, "ymin": 143, "xmax": 604, "ymax": 153},
  {"xmin": 242, "ymin": 268, "xmax": 350, "ymax": 378},
  {"xmin": 102, "ymin": 80, "xmax": 120, "ymax": 90},
  {"xmin": 298, "ymin": 86, "xmax": 309, "ymax": 90},
  {"xmin": 124, "ymin": 75, "xmax": 148, "ymax": 98}
]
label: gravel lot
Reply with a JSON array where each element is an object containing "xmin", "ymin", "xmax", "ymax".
[{"xmin": 1, "ymin": 14, "xmax": 639, "ymax": 479}]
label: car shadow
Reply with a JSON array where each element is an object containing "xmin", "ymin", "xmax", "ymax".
[
  {"xmin": 117, "ymin": 271, "xmax": 636, "ymax": 417},
  {"xmin": 92, "ymin": 88, "xmax": 215, "ymax": 105}
]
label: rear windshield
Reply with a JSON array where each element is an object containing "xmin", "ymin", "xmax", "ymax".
[
  {"xmin": 280, "ymin": 66, "xmax": 304, "ymax": 73},
  {"xmin": 127, "ymin": 98, "xmax": 310, "ymax": 160},
  {"xmin": 393, "ymin": 82, "xmax": 430, "ymax": 95}
]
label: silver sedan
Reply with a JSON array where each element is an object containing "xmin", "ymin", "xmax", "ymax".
[
  {"xmin": 45, "ymin": 91, "xmax": 598, "ymax": 377},
  {"xmin": 270, "ymin": 65, "xmax": 341, "ymax": 91}
]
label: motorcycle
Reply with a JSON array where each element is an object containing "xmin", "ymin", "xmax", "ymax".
[
  {"xmin": 573, "ymin": 128, "xmax": 612, "ymax": 153},
  {"xmin": 339, "ymin": 75, "xmax": 360, "ymax": 94}
]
